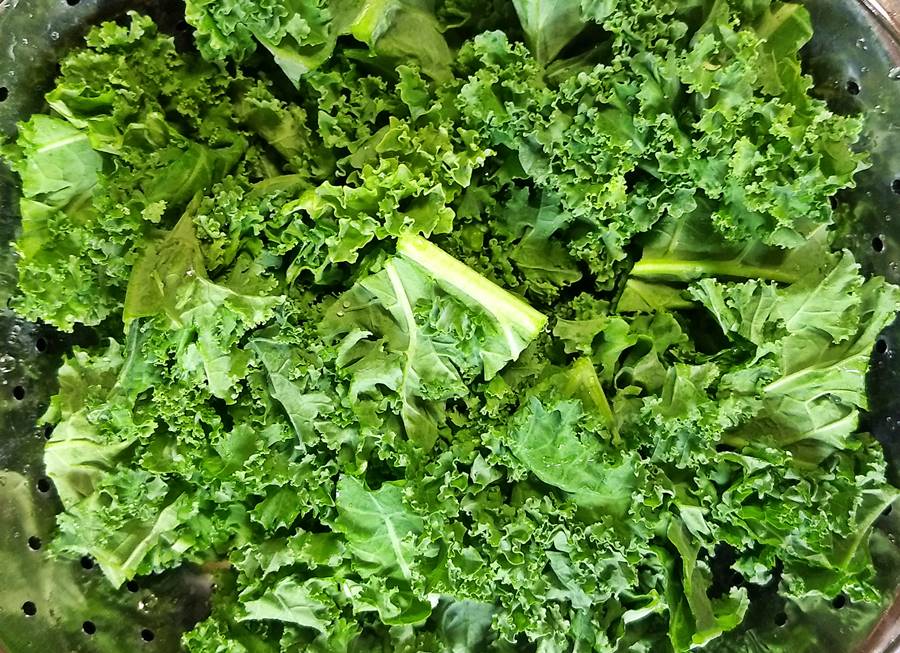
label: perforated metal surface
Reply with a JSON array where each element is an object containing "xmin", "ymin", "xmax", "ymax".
[{"xmin": 0, "ymin": 1, "xmax": 899, "ymax": 651}]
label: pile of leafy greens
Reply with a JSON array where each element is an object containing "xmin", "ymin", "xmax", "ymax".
[{"xmin": 2, "ymin": 1, "xmax": 899, "ymax": 651}]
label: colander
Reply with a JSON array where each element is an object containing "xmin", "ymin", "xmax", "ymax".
[{"xmin": 1, "ymin": 0, "xmax": 900, "ymax": 651}]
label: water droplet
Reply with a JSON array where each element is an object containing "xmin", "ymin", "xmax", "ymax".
[
  {"xmin": 336, "ymin": 311, "xmax": 344, "ymax": 317},
  {"xmin": 889, "ymin": 66, "xmax": 900, "ymax": 80},
  {"xmin": 138, "ymin": 593, "xmax": 159, "ymax": 611},
  {"xmin": 342, "ymin": 301, "xmax": 350, "ymax": 309},
  {"xmin": 50, "ymin": 31, "xmax": 59, "ymax": 40}
]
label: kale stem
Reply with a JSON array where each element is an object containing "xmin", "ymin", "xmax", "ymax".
[{"xmin": 631, "ymin": 258, "xmax": 801, "ymax": 284}]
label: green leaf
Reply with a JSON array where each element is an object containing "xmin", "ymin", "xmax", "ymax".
[
  {"xmin": 691, "ymin": 256, "xmax": 900, "ymax": 457},
  {"xmin": 186, "ymin": 0, "xmax": 335, "ymax": 85},
  {"xmin": 397, "ymin": 234, "xmax": 548, "ymax": 370},
  {"xmin": 7, "ymin": 115, "xmax": 101, "ymax": 206},
  {"xmin": 508, "ymin": 397, "xmax": 634, "ymax": 516},
  {"xmin": 631, "ymin": 208, "xmax": 834, "ymax": 285},
  {"xmin": 124, "ymin": 199, "xmax": 208, "ymax": 323},
  {"xmin": 4, "ymin": 13, "xmax": 246, "ymax": 330},
  {"xmin": 187, "ymin": 0, "xmax": 453, "ymax": 84},
  {"xmin": 249, "ymin": 338, "xmax": 333, "ymax": 447},
  {"xmin": 438, "ymin": 600, "xmax": 495, "ymax": 652},
  {"xmin": 771, "ymin": 251, "xmax": 862, "ymax": 342},
  {"xmin": 240, "ymin": 577, "xmax": 333, "ymax": 631},
  {"xmin": 42, "ymin": 339, "xmax": 149, "ymax": 508},
  {"xmin": 323, "ymin": 237, "xmax": 546, "ymax": 448},
  {"xmin": 512, "ymin": 0, "xmax": 586, "ymax": 65},
  {"xmin": 334, "ymin": 476, "xmax": 423, "ymax": 580},
  {"xmin": 753, "ymin": 2, "xmax": 814, "ymax": 101},
  {"xmin": 666, "ymin": 519, "xmax": 749, "ymax": 648},
  {"xmin": 349, "ymin": 0, "xmax": 454, "ymax": 81},
  {"xmin": 617, "ymin": 278, "xmax": 694, "ymax": 313}
]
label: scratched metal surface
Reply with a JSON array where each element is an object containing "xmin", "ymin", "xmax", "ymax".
[{"xmin": 0, "ymin": 1, "xmax": 898, "ymax": 652}]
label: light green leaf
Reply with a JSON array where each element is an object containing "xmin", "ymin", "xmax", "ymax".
[
  {"xmin": 240, "ymin": 577, "xmax": 333, "ymax": 632},
  {"xmin": 334, "ymin": 476, "xmax": 423, "ymax": 580},
  {"xmin": 512, "ymin": 0, "xmax": 586, "ymax": 64}
]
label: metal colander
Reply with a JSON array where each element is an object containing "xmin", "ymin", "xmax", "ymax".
[{"xmin": 1, "ymin": 0, "xmax": 900, "ymax": 651}]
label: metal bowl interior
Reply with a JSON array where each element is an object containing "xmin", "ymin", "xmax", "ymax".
[{"xmin": 0, "ymin": 0, "xmax": 899, "ymax": 651}]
